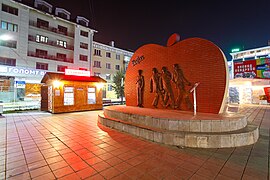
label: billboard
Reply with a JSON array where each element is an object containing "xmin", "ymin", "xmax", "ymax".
[{"xmin": 234, "ymin": 58, "xmax": 270, "ymax": 79}]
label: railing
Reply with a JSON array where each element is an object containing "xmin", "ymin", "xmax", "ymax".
[
  {"xmin": 28, "ymin": 35, "xmax": 74, "ymax": 50},
  {"xmin": 29, "ymin": 21, "xmax": 74, "ymax": 38},
  {"xmin": 27, "ymin": 51, "xmax": 74, "ymax": 63}
]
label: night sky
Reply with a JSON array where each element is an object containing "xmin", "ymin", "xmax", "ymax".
[{"xmin": 43, "ymin": 0, "xmax": 270, "ymax": 60}]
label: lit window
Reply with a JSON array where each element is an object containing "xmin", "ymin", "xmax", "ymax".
[
  {"xmin": 57, "ymin": 40, "xmax": 67, "ymax": 48},
  {"xmin": 1, "ymin": 21, "xmax": 18, "ymax": 32},
  {"xmin": 1, "ymin": 21, "xmax": 7, "ymax": 30},
  {"xmin": 64, "ymin": 87, "xmax": 74, "ymax": 105},
  {"xmin": 88, "ymin": 87, "xmax": 96, "ymax": 104},
  {"xmin": 36, "ymin": 35, "xmax": 48, "ymax": 43}
]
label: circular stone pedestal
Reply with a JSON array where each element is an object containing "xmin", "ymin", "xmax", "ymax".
[{"xmin": 98, "ymin": 106, "xmax": 259, "ymax": 148}]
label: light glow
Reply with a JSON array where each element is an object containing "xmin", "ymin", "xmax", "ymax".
[
  {"xmin": 53, "ymin": 80, "xmax": 62, "ymax": 89},
  {"xmin": 0, "ymin": 34, "xmax": 12, "ymax": 41},
  {"xmin": 96, "ymin": 83, "xmax": 105, "ymax": 89}
]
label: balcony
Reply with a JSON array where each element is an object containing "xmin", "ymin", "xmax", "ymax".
[
  {"xmin": 27, "ymin": 51, "xmax": 74, "ymax": 63},
  {"xmin": 28, "ymin": 35, "xmax": 74, "ymax": 51},
  {"xmin": 29, "ymin": 21, "xmax": 74, "ymax": 38}
]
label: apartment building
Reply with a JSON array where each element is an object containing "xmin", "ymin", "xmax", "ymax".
[
  {"xmin": 92, "ymin": 41, "xmax": 132, "ymax": 99},
  {"xmin": 0, "ymin": 0, "xmax": 133, "ymax": 103}
]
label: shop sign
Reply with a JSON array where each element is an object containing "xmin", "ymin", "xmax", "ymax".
[
  {"xmin": 234, "ymin": 60, "xmax": 256, "ymax": 78},
  {"xmin": 15, "ymin": 81, "xmax": 26, "ymax": 88},
  {"xmin": 65, "ymin": 69, "xmax": 90, "ymax": 77},
  {"xmin": 0, "ymin": 65, "xmax": 46, "ymax": 77}
]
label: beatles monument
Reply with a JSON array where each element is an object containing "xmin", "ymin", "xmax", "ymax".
[{"xmin": 98, "ymin": 34, "xmax": 258, "ymax": 148}]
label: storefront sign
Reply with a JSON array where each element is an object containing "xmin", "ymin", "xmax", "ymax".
[
  {"xmin": 15, "ymin": 81, "xmax": 26, "ymax": 88},
  {"xmin": 234, "ymin": 60, "xmax": 257, "ymax": 78},
  {"xmin": 65, "ymin": 69, "xmax": 90, "ymax": 77},
  {"xmin": 0, "ymin": 65, "xmax": 46, "ymax": 77},
  {"xmin": 264, "ymin": 87, "xmax": 270, "ymax": 103}
]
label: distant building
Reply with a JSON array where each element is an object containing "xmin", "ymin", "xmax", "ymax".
[
  {"xmin": 0, "ymin": 0, "xmax": 133, "ymax": 104},
  {"xmin": 92, "ymin": 41, "xmax": 132, "ymax": 99},
  {"xmin": 229, "ymin": 46, "xmax": 270, "ymax": 104}
]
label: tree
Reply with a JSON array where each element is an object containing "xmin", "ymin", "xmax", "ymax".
[{"xmin": 112, "ymin": 70, "xmax": 125, "ymax": 104}]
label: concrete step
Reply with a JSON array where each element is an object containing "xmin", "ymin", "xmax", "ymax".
[
  {"xmin": 103, "ymin": 106, "xmax": 247, "ymax": 133},
  {"xmin": 98, "ymin": 112, "xmax": 259, "ymax": 148}
]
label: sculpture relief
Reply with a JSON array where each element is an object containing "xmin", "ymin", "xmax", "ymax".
[
  {"xmin": 160, "ymin": 66, "xmax": 175, "ymax": 108},
  {"xmin": 150, "ymin": 68, "xmax": 164, "ymax": 108},
  {"xmin": 136, "ymin": 69, "xmax": 144, "ymax": 107},
  {"xmin": 172, "ymin": 64, "xmax": 192, "ymax": 109}
]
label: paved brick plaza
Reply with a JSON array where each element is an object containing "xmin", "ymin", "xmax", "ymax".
[{"xmin": 0, "ymin": 105, "xmax": 269, "ymax": 179}]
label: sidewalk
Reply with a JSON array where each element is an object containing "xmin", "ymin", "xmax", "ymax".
[{"xmin": 0, "ymin": 104, "xmax": 269, "ymax": 179}]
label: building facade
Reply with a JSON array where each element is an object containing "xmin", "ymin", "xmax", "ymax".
[
  {"xmin": 0, "ymin": 0, "xmax": 133, "ymax": 105},
  {"xmin": 229, "ymin": 46, "xmax": 270, "ymax": 104},
  {"xmin": 92, "ymin": 41, "xmax": 132, "ymax": 99}
]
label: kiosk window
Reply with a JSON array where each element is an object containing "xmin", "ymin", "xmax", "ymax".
[
  {"xmin": 64, "ymin": 87, "xmax": 74, "ymax": 105},
  {"xmin": 88, "ymin": 87, "xmax": 96, "ymax": 104}
]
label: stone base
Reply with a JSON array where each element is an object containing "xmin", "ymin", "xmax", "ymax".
[{"xmin": 98, "ymin": 106, "xmax": 259, "ymax": 148}]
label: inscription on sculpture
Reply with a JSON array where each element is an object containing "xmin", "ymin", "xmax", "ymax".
[{"xmin": 132, "ymin": 55, "xmax": 145, "ymax": 66}]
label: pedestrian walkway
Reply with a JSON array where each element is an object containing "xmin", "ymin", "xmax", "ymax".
[{"xmin": 0, "ymin": 104, "xmax": 269, "ymax": 179}]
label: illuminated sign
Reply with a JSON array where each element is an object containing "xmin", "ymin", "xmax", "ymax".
[
  {"xmin": 0, "ymin": 65, "xmax": 45, "ymax": 76},
  {"xmin": 231, "ymin": 48, "xmax": 240, "ymax": 53},
  {"xmin": 65, "ymin": 69, "xmax": 90, "ymax": 77}
]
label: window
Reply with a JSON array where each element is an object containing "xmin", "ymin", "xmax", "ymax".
[
  {"xmin": 58, "ymin": 12, "xmax": 68, "ymax": 20},
  {"xmin": 57, "ymin": 40, "xmax": 67, "ymax": 48},
  {"xmin": 36, "ymin": 35, "xmax": 48, "ymax": 43},
  {"xmin": 56, "ymin": 53, "xmax": 66, "ymax": 60},
  {"xmin": 106, "ymin": 74, "xmax": 111, "ymax": 80},
  {"xmin": 36, "ymin": 62, "xmax": 48, "ymax": 70},
  {"xmin": 57, "ymin": 65, "xmax": 67, "ymax": 72},
  {"xmin": 106, "ymin": 63, "xmax": 111, "ymax": 69},
  {"xmin": 88, "ymin": 87, "xmax": 96, "ymax": 104},
  {"xmin": 79, "ymin": 54, "xmax": 88, "ymax": 61},
  {"xmin": 79, "ymin": 68, "xmax": 87, "ymax": 71},
  {"xmin": 37, "ymin": 18, "xmax": 49, "ymax": 28},
  {"xmin": 0, "ymin": 56, "xmax": 16, "ymax": 66},
  {"xmin": 94, "ymin": 49, "xmax": 101, "ymax": 56},
  {"xmin": 107, "ymin": 84, "xmax": 112, "ymax": 91},
  {"xmin": 37, "ymin": 4, "xmax": 50, "ymax": 13},
  {"xmin": 106, "ymin": 52, "xmax": 111, "ymax": 58},
  {"xmin": 1, "ymin": 21, "xmax": 18, "ymax": 32},
  {"xmin": 94, "ymin": 72, "xmax": 100, "ymax": 76},
  {"xmin": 64, "ymin": 86, "xmax": 74, "ymax": 105},
  {"xmin": 93, "ymin": 61, "xmax": 101, "ymax": 68},
  {"xmin": 115, "ymin": 65, "xmax": 120, "ymax": 70},
  {"xmin": 0, "ymin": 40, "xmax": 17, "ymax": 48},
  {"xmin": 36, "ymin": 49, "xmax": 47, "ymax": 57},
  {"xmin": 80, "ymin": 42, "xmax": 88, "ymax": 49},
  {"xmin": 116, "ymin": 54, "xmax": 121, "ymax": 60},
  {"xmin": 58, "ymin": 25, "xmax": 68, "ymax": 35},
  {"xmin": 2, "ymin": 4, "xmax": 18, "ymax": 16},
  {"xmin": 80, "ymin": 30, "xmax": 88, "ymax": 37}
]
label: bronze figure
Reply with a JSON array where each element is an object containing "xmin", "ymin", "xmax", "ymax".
[
  {"xmin": 136, "ymin": 69, "xmax": 144, "ymax": 107},
  {"xmin": 172, "ymin": 64, "xmax": 192, "ymax": 109},
  {"xmin": 150, "ymin": 68, "xmax": 164, "ymax": 108},
  {"xmin": 160, "ymin": 66, "xmax": 175, "ymax": 108}
]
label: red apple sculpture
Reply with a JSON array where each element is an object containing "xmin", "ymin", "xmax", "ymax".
[{"xmin": 125, "ymin": 33, "xmax": 228, "ymax": 114}]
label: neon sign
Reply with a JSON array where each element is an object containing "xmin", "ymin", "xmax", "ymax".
[{"xmin": 65, "ymin": 69, "xmax": 90, "ymax": 77}]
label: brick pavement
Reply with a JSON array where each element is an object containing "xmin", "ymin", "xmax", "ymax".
[{"xmin": 0, "ymin": 104, "xmax": 269, "ymax": 179}]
